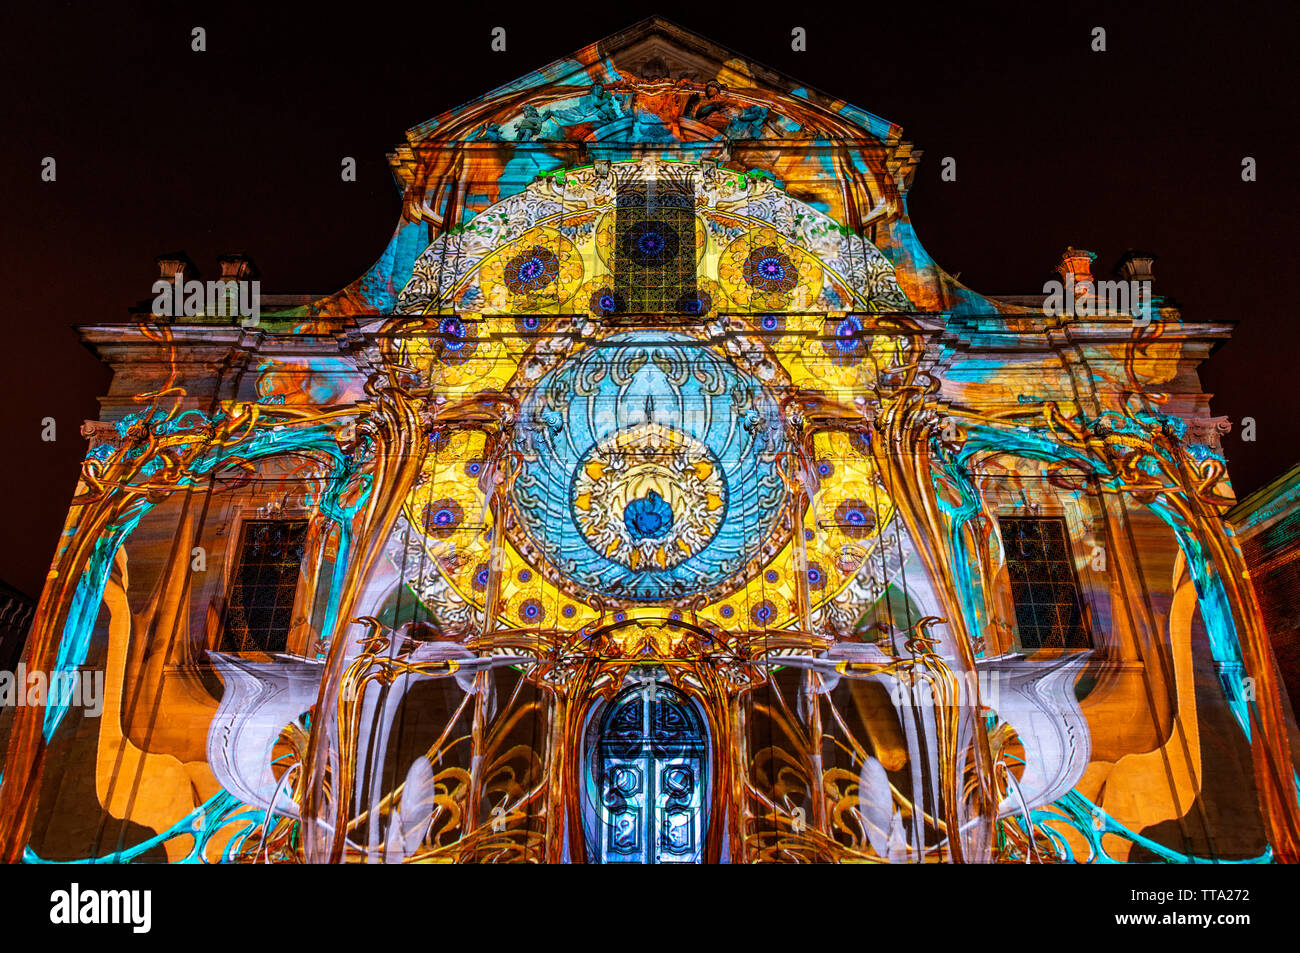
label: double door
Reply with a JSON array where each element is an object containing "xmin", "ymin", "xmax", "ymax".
[{"xmin": 596, "ymin": 682, "xmax": 707, "ymax": 864}]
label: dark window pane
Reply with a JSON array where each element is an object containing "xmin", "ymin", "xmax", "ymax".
[
  {"xmin": 613, "ymin": 174, "xmax": 697, "ymax": 314},
  {"xmin": 999, "ymin": 516, "xmax": 1090, "ymax": 650},
  {"xmin": 222, "ymin": 519, "xmax": 308, "ymax": 653}
]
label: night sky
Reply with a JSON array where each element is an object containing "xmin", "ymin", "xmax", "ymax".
[{"xmin": 2, "ymin": 2, "xmax": 1296, "ymax": 600}]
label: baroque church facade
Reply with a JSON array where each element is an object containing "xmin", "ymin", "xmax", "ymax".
[{"xmin": 2, "ymin": 19, "xmax": 1296, "ymax": 863}]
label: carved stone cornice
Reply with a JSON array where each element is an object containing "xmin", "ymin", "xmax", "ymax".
[
  {"xmin": 79, "ymin": 420, "xmax": 118, "ymax": 450},
  {"xmin": 1186, "ymin": 414, "xmax": 1233, "ymax": 453}
]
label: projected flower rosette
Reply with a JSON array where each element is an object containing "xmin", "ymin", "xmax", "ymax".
[{"xmin": 572, "ymin": 424, "xmax": 727, "ymax": 572}]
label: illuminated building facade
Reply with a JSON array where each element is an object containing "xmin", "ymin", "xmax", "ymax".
[
  {"xmin": 2, "ymin": 18, "xmax": 1297, "ymax": 863},
  {"xmin": 1229, "ymin": 462, "xmax": 1300, "ymax": 712}
]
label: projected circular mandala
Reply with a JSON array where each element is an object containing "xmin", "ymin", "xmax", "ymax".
[
  {"xmin": 573, "ymin": 424, "xmax": 726, "ymax": 572},
  {"xmin": 620, "ymin": 221, "xmax": 680, "ymax": 267},
  {"xmin": 509, "ymin": 331, "xmax": 791, "ymax": 604}
]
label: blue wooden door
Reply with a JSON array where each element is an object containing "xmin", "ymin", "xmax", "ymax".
[{"xmin": 596, "ymin": 682, "xmax": 707, "ymax": 864}]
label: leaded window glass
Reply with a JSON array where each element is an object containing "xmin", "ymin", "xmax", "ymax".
[
  {"xmin": 222, "ymin": 519, "xmax": 308, "ymax": 653},
  {"xmin": 613, "ymin": 174, "xmax": 696, "ymax": 313},
  {"xmin": 1000, "ymin": 516, "xmax": 1091, "ymax": 650}
]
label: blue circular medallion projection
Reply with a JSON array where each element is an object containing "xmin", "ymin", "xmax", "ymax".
[{"xmin": 510, "ymin": 331, "xmax": 790, "ymax": 604}]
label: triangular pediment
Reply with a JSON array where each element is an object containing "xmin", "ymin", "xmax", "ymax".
[{"xmin": 405, "ymin": 17, "xmax": 899, "ymax": 146}]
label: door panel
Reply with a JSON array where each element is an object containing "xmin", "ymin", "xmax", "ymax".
[
  {"xmin": 594, "ymin": 682, "xmax": 707, "ymax": 864},
  {"xmin": 654, "ymin": 758, "xmax": 704, "ymax": 863},
  {"xmin": 600, "ymin": 758, "xmax": 651, "ymax": 863}
]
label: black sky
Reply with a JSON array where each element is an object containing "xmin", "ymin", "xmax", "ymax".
[{"xmin": 1, "ymin": 1, "xmax": 1296, "ymax": 599}]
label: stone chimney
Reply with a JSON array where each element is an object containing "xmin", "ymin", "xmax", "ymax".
[
  {"xmin": 1115, "ymin": 250, "xmax": 1156, "ymax": 285},
  {"xmin": 1055, "ymin": 246, "xmax": 1097, "ymax": 315},
  {"xmin": 155, "ymin": 251, "xmax": 199, "ymax": 284},
  {"xmin": 217, "ymin": 253, "xmax": 259, "ymax": 282},
  {"xmin": 151, "ymin": 252, "xmax": 198, "ymax": 320},
  {"xmin": 1056, "ymin": 246, "xmax": 1097, "ymax": 285}
]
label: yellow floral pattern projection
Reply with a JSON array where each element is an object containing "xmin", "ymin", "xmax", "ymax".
[{"xmin": 387, "ymin": 161, "xmax": 914, "ymax": 651}]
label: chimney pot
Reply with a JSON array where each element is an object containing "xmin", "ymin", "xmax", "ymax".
[
  {"xmin": 155, "ymin": 251, "xmax": 199, "ymax": 283},
  {"xmin": 1056, "ymin": 246, "xmax": 1097, "ymax": 285},
  {"xmin": 217, "ymin": 253, "xmax": 260, "ymax": 281},
  {"xmin": 1115, "ymin": 250, "xmax": 1156, "ymax": 285}
]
